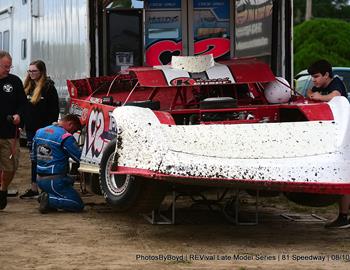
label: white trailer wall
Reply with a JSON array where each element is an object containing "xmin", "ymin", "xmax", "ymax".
[
  {"xmin": 31, "ymin": 0, "xmax": 90, "ymax": 100},
  {"xmin": 0, "ymin": 0, "xmax": 31, "ymax": 80}
]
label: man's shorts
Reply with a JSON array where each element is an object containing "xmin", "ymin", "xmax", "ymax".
[{"xmin": 0, "ymin": 139, "xmax": 20, "ymax": 172}]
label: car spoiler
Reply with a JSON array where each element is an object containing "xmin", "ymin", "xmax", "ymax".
[
  {"xmin": 66, "ymin": 58, "xmax": 276, "ymax": 99},
  {"xmin": 129, "ymin": 58, "xmax": 276, "ymax": 87}
]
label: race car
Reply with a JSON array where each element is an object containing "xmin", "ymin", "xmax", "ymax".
[{"xmin": 67, "ymin": 55, "xmax": 350, "ymax": 212}]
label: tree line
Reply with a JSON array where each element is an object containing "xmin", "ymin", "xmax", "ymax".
[
  {"xmin": 294, "ymin": 1, "xmax": 350, "ymax": 74},
  {"xmin": 294, "ymin": 0, "xmax": 350, "ymax": 24}
]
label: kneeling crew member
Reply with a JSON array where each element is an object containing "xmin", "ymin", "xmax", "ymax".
[{"xmin": 32, "ymin": 114, "xmax": 84, "ymax": 213}]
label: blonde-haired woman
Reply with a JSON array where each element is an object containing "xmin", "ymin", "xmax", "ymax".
[{"xmin": 20, "ymin": 60, "xmax": 59, "ymax": 198}]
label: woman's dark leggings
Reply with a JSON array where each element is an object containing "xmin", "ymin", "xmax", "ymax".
[{"xmin": 26, "ymin": 130, "xmax": 37, "ymax": 184}]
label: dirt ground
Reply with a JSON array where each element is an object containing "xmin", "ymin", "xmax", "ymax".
[{"xmin": 1, "ymin": 148, "xmax": 350, "ymax": 270}]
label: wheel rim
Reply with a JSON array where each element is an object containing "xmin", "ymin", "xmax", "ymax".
[{"xmin": 104, "ymin": 152, "xmax": 131, "ymax": 196}]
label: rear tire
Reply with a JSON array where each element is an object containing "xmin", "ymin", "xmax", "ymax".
[
  {"xmin": 200, "ymin": 97, "xmax": 237, "ymax": 109},
  {"xmin": 99, "ymin": 139, "xmax": 168, "ymax": 212},
  {"xmin": 284, "ymin": 192, "xmax": 339, "ymax": 207}
]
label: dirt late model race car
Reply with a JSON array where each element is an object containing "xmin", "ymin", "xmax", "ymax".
[{"xmin": 67, "ymin": 55, "xmax": 350, "ymax": 213}]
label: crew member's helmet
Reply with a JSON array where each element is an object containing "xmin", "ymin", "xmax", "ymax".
[{"xmin": 264, "ymin": 77, "xmax": 291, "ymax": 104}]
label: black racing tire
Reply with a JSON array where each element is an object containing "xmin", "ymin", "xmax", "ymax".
[
  {"xmin": 125, "ymin": 100, "xmax": 160, "ymax": 110},
  {"xmin": 99, "ymin": 139, "xmax": 168, "ymax": 212},
  {"xmin": 200, "ymin": 97, "xmax": 237, "ymax": 109},
  {"xmin": 284, "ymin": 192, "xmax": 340, "ymax": 207}
]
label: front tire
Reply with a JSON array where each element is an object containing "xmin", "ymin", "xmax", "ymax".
[{"xmin": 99, "ymin": 139, "xmax": 168, "ymax": 212}]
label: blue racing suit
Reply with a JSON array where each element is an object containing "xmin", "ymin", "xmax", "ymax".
[{"xmin": 32, "ymin": 123, "xmax": 84, "ymax": 212}]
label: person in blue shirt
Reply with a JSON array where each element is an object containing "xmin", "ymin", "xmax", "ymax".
[{"xmin": 32, "ymin": 114, "xmax": 84, "ymax": 213}]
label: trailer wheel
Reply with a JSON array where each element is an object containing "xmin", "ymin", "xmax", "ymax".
[
  {"xmin": 284, "ymin": 192, "xmax": 340, "ymax": 207},
  {"xmin": 99, "ymin": 139, "xmax": 168, "ymax": 212}
]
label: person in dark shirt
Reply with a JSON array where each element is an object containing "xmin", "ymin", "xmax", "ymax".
[
  {"xmin": 307, "ymin": 59, "xmax": 348, "ymax": 101},
  {"xmin": 307, "ymin": 59, "xmax": 350, "ymax": 229},
  {"xmin": 20, "ymin": 60, "xmax": 59, "ymax": 199},
  {"xmin": 0, "ymin": 51, "xmax": 27, "ymax": 209}
]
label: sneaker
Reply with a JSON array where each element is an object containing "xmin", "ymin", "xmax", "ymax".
[
  {"xmin": 325, "ymin": 216, "xmax": 350, "ymax": 229},
  {"xmin": 20, "ymin": 189, "xmax": 39, "ymax": 199},
  {"xmin": 0, "ymin": 190, "xmax": 7, "ymax": 210},
  {"xmin": 39, "ymin": 192, "xmax": 50, "ymax": 214}
]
